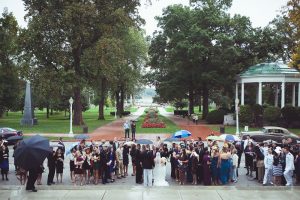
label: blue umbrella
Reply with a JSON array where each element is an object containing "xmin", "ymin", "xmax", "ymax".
[
  {"xmin": 164, "ymin": 137, "xmax": 180, "ymax": 142},
  {"xmin": 219, "ymin": 134, "xmax": 239, "ymax": 142},
  {"xmin": 172, "ymin": 130, "xmax": 192, "ymax": 138},
  {"xmin": 136, "ymin": 139, "xmax": 153, "ymax": 145},
  {"xmin": 65, "ymin": 142, "xmax": 79, "ymax": 155},
  {"xmin": 74, "ymin": 134, "xmax": 90, "ymax": 140}
]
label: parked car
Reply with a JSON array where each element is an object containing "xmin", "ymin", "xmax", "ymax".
[
  {"xmin": 241, "ymin": 126, "xmax": 299, "ymax": 144},
  {"xmin": 0, "ymin": 127, "xmax": 23, "ymax": 140}
]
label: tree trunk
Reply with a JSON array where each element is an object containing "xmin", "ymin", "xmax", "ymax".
[
  {"xmin": 202, "ymin": 84, "xmax": 209, "ymax": 119},
  {"xmin": 50, "ymin": 108, "xmax": 53, "ymax": 115},
  {"xmin": 120, "ymin": 86, "xmax": 125, "ymax": 116},
  {"xmin": 98, "ymin": 78, "xmax": 106, "ymax": 120},
  {"xmin": 116, "ymin": 91, "xmax": 120, "ymax": 117},
  {"xmin": 73, "ymin": 86, "xmax": 83, "ymax": 125},
  {"xmin": 73, "ymin": 47, "xmax": 84, "ymax": 126},
  {"xmin": 188, "ymin": 88, "xmax": 194, "ymax": 115},
  {"xmin": 198, "ymin": 89, "xmax": 202, "ymax": 112},
  {"xmin": 46, "ymin": 105, "xmax": 49, "ymax": 119}
]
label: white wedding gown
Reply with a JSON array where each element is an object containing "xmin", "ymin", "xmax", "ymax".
[{"xmin": 153, "ymin": 153, "xmax": 169, "ymax": 186}]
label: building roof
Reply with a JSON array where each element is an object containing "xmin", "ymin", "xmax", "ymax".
[{"xmin": 240, "ymin": 62, "xmax": 300, "ymax": 77}]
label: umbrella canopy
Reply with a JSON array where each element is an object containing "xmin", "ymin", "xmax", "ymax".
[
  {"xmin": 206, "ymin": 135, "xmax": 221, "ymax": 141},
  {"xmin": 173, "ymin": 130, "xmax": 192, "ymax": 138},
  {"xmin": 66, "ymin": 142, "xmax": 79, "ymax": 155},
  {"xmin": 6, "ymin": 135, "xmax": 23, "ymax": 142},
  {"xmin": 164, "ymin": 137, "xmax": 180, "ymax": 142},
  {"xmin": 219, "ymin": 134, "xmax": 240, "ymax": 142},
  {"xmin": 124, "ymin": 141, "xmax": 136, "ymax": 146},
  {"xmin": 74, "ymin": 134, "xmax": 90, "ymax": 140},
  {"xmin": 136, "ymin": 139, "xmax": 153, "ymax": 145},
  {"xmin": 14, "ymin": 135, "xmax": 51, "ymax": 170}
]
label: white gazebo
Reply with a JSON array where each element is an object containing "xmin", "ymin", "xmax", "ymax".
[{"xmin": 236, "ymin": 62, "xmax": 300, "ymax": 108}]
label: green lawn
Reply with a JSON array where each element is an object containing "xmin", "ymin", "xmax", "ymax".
[
  {"xmin": 208, "ymin": 125, "xmax": 300, "ymax": 136},
  {"xmin": 0, "ymin": 106, "xmax": 125, "ymax": 134},
  {"xmin": 136, "ymin": 113, "xmax": 180, "ymax": 134}
]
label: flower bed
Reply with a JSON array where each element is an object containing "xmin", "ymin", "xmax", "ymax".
[{"xmin": 141, "ymin": 108, "xmax": 166, "ymax": 128}]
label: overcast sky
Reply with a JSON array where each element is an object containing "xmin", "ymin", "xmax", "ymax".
[{"xmin": 0, "ymin": 0, "xmax": 288, "ymax": 36}]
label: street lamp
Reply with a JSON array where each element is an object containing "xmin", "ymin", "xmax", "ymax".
[
  {"xmin": 115, "ymin": 100, "xmax": 117, "ymax": 119},
  {"xmin": 69, "ymin": 97, "xmax": 74, "ymax": 136},
  {"xmin": 235, "ymin": 98, "xmax": 240, "ymax": 136}
]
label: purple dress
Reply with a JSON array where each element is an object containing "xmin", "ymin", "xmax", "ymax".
[{"xmin": 202, "ymin": 154, "xmax": 211, "ymax": 185}]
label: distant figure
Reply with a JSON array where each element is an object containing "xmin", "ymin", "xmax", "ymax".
[
  {"xmin": 123, "ymin": 121, "xmax": 130, "ymax": 139},
  {"xmin": 131, "ymin": 121, "xmax": 136, "ymax": 140}
]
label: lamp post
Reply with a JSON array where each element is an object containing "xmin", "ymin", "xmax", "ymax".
[
  {"xmin": 235, "ymin": 98, "xmax": 240, "ymax": 136},
  {"xmin": 69, "ymin": 97, "xmax": 74, "ymax": 136},
  {"xmin": 115, "ymin": 100, "xmax": 117, "ymax": 119}
]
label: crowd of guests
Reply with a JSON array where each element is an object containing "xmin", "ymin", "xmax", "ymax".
[{"xmin": 1, "ymin": 135, "xmax": 300, "ymax": 191}]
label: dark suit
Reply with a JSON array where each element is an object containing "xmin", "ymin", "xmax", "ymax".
[
  {"xmin": 26, "ymin": 167, "xmax": 38, "ymax": 191},
  {"xmin": 47, "ymin": 151, "xmax": 56, "ymax": 184}
]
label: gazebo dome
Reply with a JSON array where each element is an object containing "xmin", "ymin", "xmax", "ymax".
[{"xmin": 240, "ymin": 62, "xmax": 300, "ymax": 77}]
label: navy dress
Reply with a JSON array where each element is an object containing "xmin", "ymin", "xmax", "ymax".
[
  {"xmin": 219, "ymin": 159, "xmax": 230, "ymax": 185},
  {"xmin": 211, "ymin": 156, "xmax": 219, "ymax": 182}
]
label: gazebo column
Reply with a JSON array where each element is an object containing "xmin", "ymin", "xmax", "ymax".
[
  {"xmin": 258, "ymin": 82, "xmax": 262, "ymax": 105},
  {"xmin": 281, "ymin": 81, "xmax": 285, "ymax": 108},
  {"xmin": 292, "ymin": 84, "xmax": 296, "ymax": 107},
  {"xmin": 275, "ymin": 84, "xmax": 279, "ymax": 107},
  {"xmin": 298, "ymin": 82, "xmax": 300, "ymax": 107},
  {"xmin": 241, "ymin": 82, "xmax": 245, "ymax": 105},
  {"xmin": 235, "ymin": 83, "xmax": 238, "ymax": 100}
]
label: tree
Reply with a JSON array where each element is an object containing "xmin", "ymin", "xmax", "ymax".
[
  {"xmin": 22, "ymin": 0, "xmax": 142, "ymax": 125},
  {"xmin": 0, "ymin": 10, "xmax": 20, "ymax": 117}
]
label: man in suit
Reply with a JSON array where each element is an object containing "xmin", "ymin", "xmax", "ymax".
[
  {"xmin": 142, "ymin": 144, "xmax": 154, "ymax": 186},
  {"xmin": 26, "ymin": 166, "xmax": 38, "ymax": 192},
  {"xmin": 283, "ymin": 146, "xmax": 295, "ymax": 186},
  {"xmin": 47, "ymin": 148, "xmax": 56, "ymax": 185}
]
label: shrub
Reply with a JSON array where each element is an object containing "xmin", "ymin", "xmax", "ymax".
[
  {"xmin": 281, "ymin": 105, "xmax": 298, "ymax": 125},
  {"xmin": 252, "ymin": 104, "xmax": 264, "ymax": 127},
  {"xmin": 264, "ymin": 106, "xmax": 281, "ymax": 124},
  {"xmin": 218, "ymin": 107, "xmax": 231, "ymax": 114},
  {"xmin": 206, "ymin": 110, "xmax": 226, "ymax": 124},
  {"xmin": 110, "ymin": 111, "xmax": 131, "ymax": 116},
  {"xmin": 239, "ymin": 105, "xmax": 252, "ymax": 126},
  {"xmin": 174, "ymin": 110, "xmax": 188, "ymax": 116}
]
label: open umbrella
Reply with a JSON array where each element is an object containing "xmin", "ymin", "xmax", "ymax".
[
  {"xmin": 219, "ymin": 134, "xmax": 240, "ymax": 142},
  {"xmin": 206, "ymin": 135, "xmax": 221, "ymax": 141},
  {"xmin": 136, "ymin": 139, "xmax": 153, "ymax": 145},
  {"xmin": 164, "ymin": 137, "xmax": 180, "ymax": 142},
  {"xmin": 124, "ymin": 141, "xmax": 136, "ymax": 146},
  {"xmin": 65, "ymin": 142, "xmax": 79, "ymax": 155},
  {"xmin": 14, "ymin": 135, "xmax": 51, "ymax": 170},
  {"xmin": 74, "ymin": 134, "xmax": 90, "ymax": 140},
  {"xmin": 6, "ymin": 135, "xmax": 23, "ymax": 142},
  {"xmin": 172, "ymin": 130, "xmax": 192, "ymax": 138}
]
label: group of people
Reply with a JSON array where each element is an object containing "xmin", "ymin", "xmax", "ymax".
[
  {"xmin": 2, "ymin": 134, "xmax": 300, "ymax": 192},
  {"xmin": 242, "ymin": 135, "xmax": 300, "ymax": 186}
]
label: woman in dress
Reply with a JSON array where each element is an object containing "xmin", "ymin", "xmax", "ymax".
[
  {"xmin": 190, "ymin": 149, "xmax": 199, "ymax": 185},
  {"xmin": 218, "ymin": 146, "xmax": 231, "ymax": 185},
  {"xmin": 296, "ymin": 151, "xmax": 300, "ymax": 185},
  {"xmin": 36, "ymin": 164, "xmax": 44, "ymax": 185},
  {"xmin": 123, "ymin": 144, "xmax": 129, "ymax": 176},
  {"xmin": 153, "ymin": 152, "xmax": 169, "ymax": 186},
  {"xmin": 69, "ymin": 148, "xmax": 76, "ymax": 183},
  {"xmin": 83, "ymin": 148, "xmax": 92, "ymax": 184},
  {"xmin": 272, "ymin": 149, "xmax": 283, "ymax": 186},
  {"xmin": 55, "ymin": 148, "xmax": 64, "ymax": 183},
  {"xmin": 92, "ymin": 147, "xmax": 100, "ymax": 185},
  {"xmin": 0, "ymin": 144, "xmax": 9, "ymax": 181},
  {"xmin": 74, "ymin": 151, "xmax": 85, "ymax": 186},
  {"xmin": 108, "ymin": 146, "xmax": 116, "ymax": 182},
  {"xmin": 178, "ymin": 148, "xmax": 188, "ymax": 185},
  {"xmin": 211, "ymin": 146, "xmax": 220, "ymax": 185},
  {"xmin": 202, "ymin": 148, "xmax": 211, "ymax": 185},
  {"xmin": 130, "ymin": 144, "xmax": 137, "ymax": 176},
  {"xmin": 244, "ymin": 142, "xmax": 255, "ymax": 177}
]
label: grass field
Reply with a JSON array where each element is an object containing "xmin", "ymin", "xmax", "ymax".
[
  {"xmin": 135, "ymin": 113, "xmax": 180, "ymax": 134},
  {"xmin": 0, "ymin": 106, "xmax": 138, "ymax": 134}
]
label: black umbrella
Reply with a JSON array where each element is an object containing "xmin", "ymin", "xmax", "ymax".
[
  {"xmin": 14, "ymin": 135, "xmax": 51, "ymax": 170},
  {"xmin": 136, "ymin": 139, "xmax": 153, "ymax": 145},
  {"xmin": 6, "ymin": 135, "xmax": 23, "ymax": 142}
]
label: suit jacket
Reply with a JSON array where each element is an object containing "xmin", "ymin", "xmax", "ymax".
[{"xmin": 142, "ymin": 150, "xmax": 154, "ymax": 169}]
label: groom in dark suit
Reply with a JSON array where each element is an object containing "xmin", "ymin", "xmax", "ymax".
[{"xmin": 142, "ymin": 144, "xmax": 154, "ymax": 186}]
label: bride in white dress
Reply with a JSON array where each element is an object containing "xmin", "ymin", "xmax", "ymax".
[{"xmin": 153, "ymin": 152, "xmax": 169, "ymax": 186}]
